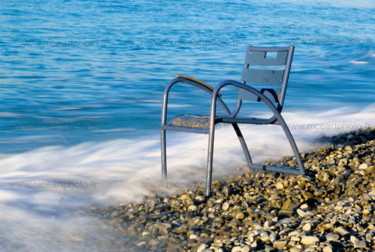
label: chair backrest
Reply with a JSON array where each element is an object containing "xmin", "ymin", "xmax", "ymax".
[{"xmin": 239, "ymin": 45, "xmax": 294, "ymax": 108}]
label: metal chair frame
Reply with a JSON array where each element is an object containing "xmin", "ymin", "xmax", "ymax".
[{"xmin": 161, "ymin": 45, "xmax": 305, "ymax": 196}]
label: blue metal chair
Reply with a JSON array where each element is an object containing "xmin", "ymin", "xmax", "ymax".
[{"xmin": 161, "ymin": 45, "xmax": 305, "ymax": 196}]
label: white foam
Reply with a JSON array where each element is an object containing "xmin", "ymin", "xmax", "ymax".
[
  {"xmin": 350, "ymin": 60, "xmax": 369, "ymax": 65},
  {"xmin": 0, "ymin": 105, "xmax": 374, "ymax": 251}
]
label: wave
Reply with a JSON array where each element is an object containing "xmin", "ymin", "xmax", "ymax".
[{"xmin": 0, "ymin": 105, "xmax": 374, "ymax": 251}]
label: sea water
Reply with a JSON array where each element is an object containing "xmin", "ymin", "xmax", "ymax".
[{"xmin": 0, "ymin": 0, "xmax": 374, "ymax": 250}]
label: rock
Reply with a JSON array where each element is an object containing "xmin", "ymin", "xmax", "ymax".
[
  {"xmin": 222, "ymin": 202, "xmax": 230, "ymax": 211},
  {"xmin": 235, "ymin": 212, "xmax": 245, "ymax": 220},
  {"xmin": 334, "ymin": 226, "xmax": 349, "ymax": 236},
  {"xmin": 351, "ymin": 236, "xmax": 367, "ymax": 248},
  {"xmin": 303, "ymin": 223, "xmax": 311, "ymax": 232},
  {"xmin": 301, "ymin": 236, "xmax": 319, "ymax": 246},
  {"xmin": 281, "ymin": 199, "xmax": 292, "ymax": 210},
  {"xmin": 189, "ymin": 234, "xmax": 198, "ymax": 240},
  {"xmin": 325, "ymin": 233, "xmax": 339, "ymax": 242},
  {"xmin": 300, "ymin": 204, "xmax": 309, "ymax": 210},
  {"xmin": 264, "ymin": 245, "xmax": 275, "ymax": 252},
  {"xmin": 197, "ymin": 244, "xmax": 207, "ymax": 252},
  {"xmin": 289, "ymin": 248, "xmax": 301, "ymax": 252},
  {"xmin": 148, "ymin": 239, "xmax": 160, "ymax": 246},
  {"xmin": 363, "ymin": 209, "xmax": 370, "ymax": 215},
  {"xmin": 269, "ymin": 232, "xmax": 277, "ymax": 243},
  {"xmin": 359, "ymin": 163, "xmax": 368, "ymax": 169},
  {"xmin": 231, "ymin": 246, "xmax": 242, "ymax": 252},
  {"xmin": 275, "ymin": 182, "xmax": 284, "ymax": 190},
  {"xmin": 260, "ymin": 231, "xmax": 270, "ymax": 242},
  {"xmin": 179, "ymin": 194, "xmax": 189, "ymax": 200},
  {"xmin": 297, "ymin": 209, "xmax": 308, "ymax": 218},
  {"xmin": 264, "ymin": 220, "xmax": 273, "ymax": 230},
  {"xmin": 173, "ymin": 225, "xmax": 188, "ymax": 234},
  {"xmin": 273, "ymin": 240, "xmax": 287, "ymax": 249},
  {"xmin": 304, "ymin": 246, "xmax": 319, "ymax": 252},
  {"xmin": 212, "ymin": 248, "xmax": 224, "ymax": 252},
  {"xmin": 188, "ymin": 205, "xmax": 198, "ymax": 212},
  {"xmin": 241, "ymin": 245, "xmax": 250, "ymax": 252},
  {"xmin": 322, "ymin": 246, "xmax": 333, "ymax": 252}
]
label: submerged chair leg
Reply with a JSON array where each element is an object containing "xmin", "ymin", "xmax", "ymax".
[
  {"xmin": 206, "ymin": 120, "xmax": 217, "ymax": 196},
  {"xmin": 277, "ymin": 117, "xmax": 306, "ymax": 175},
  {"xmin": 232, "ymin": 123, "xmax": 253, "ymax": 168},
  {"xmin": 161, "ymin": 128, "xmax": 167, "ymax": 179}
]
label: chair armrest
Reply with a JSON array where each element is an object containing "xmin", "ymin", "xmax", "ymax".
[
  {"xmin": 175, "ymin": 75, "xmax": 222, "ymax": 96},
  {"xmin": 161, "ymin": 75, "xmax": 228, "ymax": 126},
  {"xmin": 175, "ymin": 75, "xmax": 215, "ymax": 92}
]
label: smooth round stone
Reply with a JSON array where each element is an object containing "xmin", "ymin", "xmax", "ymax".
[
  {"xmin": 235, "ymin": 212, "xmax": 245, "ymax": 220},
  {"xmin": 231, "ymin": 246, "xmax": 242, "ymax": 252},
  {"xmin": 303, "ymin": 223, "xmax": 312, "ymax": 232},
  {"xmin": 273, "ymin": 240, "xmax": 287, "ymax": 249},
  {"xmin": 359, "ymin": 163, "xmax": 368, "ymax": 169},
  {"xmin": 297, "ymin": 209, "xmax": 308, "ymax": 217},
  {"xmin": 301, "ymin": 236, "xmax": 319, "ymax": 246},
  {"xmin": 335, "ymin": 226, "xmax": 349, "ymax": 236},
  {"xmin": 300, "ymin": 204, "xmax": 309, "ymax": 210},
  {"xmin": 189, "ymin": 234, "xmax": 198, "ymax": 240},
  {"xmin": 350, "ymin": 236, "xmax": 367, "ymax": 248},
  {"xmin": 179, "ymin": 194, "xmax": 189, "ymax": 200},
  {"xmin": 326, "ymin": 233, "xmax": 339, "ymax": 242},
  {"xmin": 222, "ymin": 202, "xmax": 230, "ymax": 211},
  {"xmin": 275, "ymin": 182, "xmax": 284, "ymax": 190},
  {"xmin": 188, "ymin": 205, "xmax": 198, "ymax": 212},
  {"xmin": 322, "ymin": 246, "xmax": 333, "ymax": 252},
  {"xmin": 197, "ymin": 244, "xmax": 207, "ymax": 252}
]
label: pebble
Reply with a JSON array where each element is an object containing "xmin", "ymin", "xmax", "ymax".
[
  {"xmin": 231, "ymin": 246, "xmax": 242, "ymax": 252},
  {"xmin": 322, "ymin": 246, "xmax": 333, "ymax": 252},
  {"xmin": 302, "ymin": 223, "xmax": 311, "ymax": 232},
  {"xmin": 301, "ymin": 236, "xmax": 319, "ymax": 246},
  {"xmin": 300, "ymin": 204, "xmax": 309, "ymax": 210},
  {"xmin": 235, "ymin": 212, "xmax": 245, "ymax": 220},
  {"xmin": 273, "ymin": 240, "xmax": 287, "ymax": 249},
  {"xmin": 351, "ymin": 236, "xmax": 367, "ymax": 248},
  {"xmin": 197, "ymin": 244, "xmax": 207, "ymax": 252},
  {"xmin": 275, "ymin": 182, "xmax": 284, "ymax": 190},
  {"xmin": 179, "ymin": 194, "xmax": 189, "ymax": 200},
  {"xmin": 297, "ymin": 209, "xmax": 308, "ymax": 218},
  {"xmin": 289, "ymin": 248, "xmax": 301, "ymax": 252},
  {"xmin": 188, "ymin": 205, "xmax": 198, "ymax": 212},
  {"xmin": 325, "ymin": 233, "xmax": 339, "ymax": 242},
  {"xmin": 359, "ymin": 163, "xmax": 368, "ymax": 169},
  {"xmin": 189, "ymin": 234, "xmax": 198, "ymax": 240},
  {"xmin": 334, "ymin": 226, "xmax": 349, "ymax": 236},
  {"xmin": 222, "ymin": 202, "xmax": 229, "ymax": 211}
]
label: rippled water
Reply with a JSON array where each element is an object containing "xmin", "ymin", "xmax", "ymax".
[
  {"xmin": 1, "ymin": 0, "xmax": 374, "ymax": 152},
  {"xmin": 0, "ymin": 0, "xmax": 374, "ymax": 251}
]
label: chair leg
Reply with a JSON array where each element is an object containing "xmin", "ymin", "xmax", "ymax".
[
  {"xmin": 277, "ymin": 116, "xmax": 306, "ymax": 176},
  {"xmin": 161, "ymin": 128, "xmax": 167, "ymax": 179},
  {"xmin": 232, "ymin": 123, "xmax": 253, "ymax": 168},
  {"xmin": 206, "ymin": 124, "xmax": 216, "ymax": 196}
]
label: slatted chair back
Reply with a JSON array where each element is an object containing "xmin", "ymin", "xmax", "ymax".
[{"xmin": 239, "ymin": 46, "xmax": 294, "ymax": 109}]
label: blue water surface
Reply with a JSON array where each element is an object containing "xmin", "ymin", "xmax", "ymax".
[{"xmin": 0, "ymin": 0, "xmax": 374, "ymax": 153}]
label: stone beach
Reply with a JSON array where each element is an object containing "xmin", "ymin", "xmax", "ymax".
[{"xmin": 97, "ymin": 128, "xmax": 375, "ymax": 251}]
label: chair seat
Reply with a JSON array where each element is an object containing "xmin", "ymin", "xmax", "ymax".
[{"xmin": 169, "ymin": 114, "xmax": 210, "ymax": 129}]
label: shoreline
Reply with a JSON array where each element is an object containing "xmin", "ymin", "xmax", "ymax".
[{"xmin": 98, "ymin": 127, "xmax": 375, "ymax": 251}]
